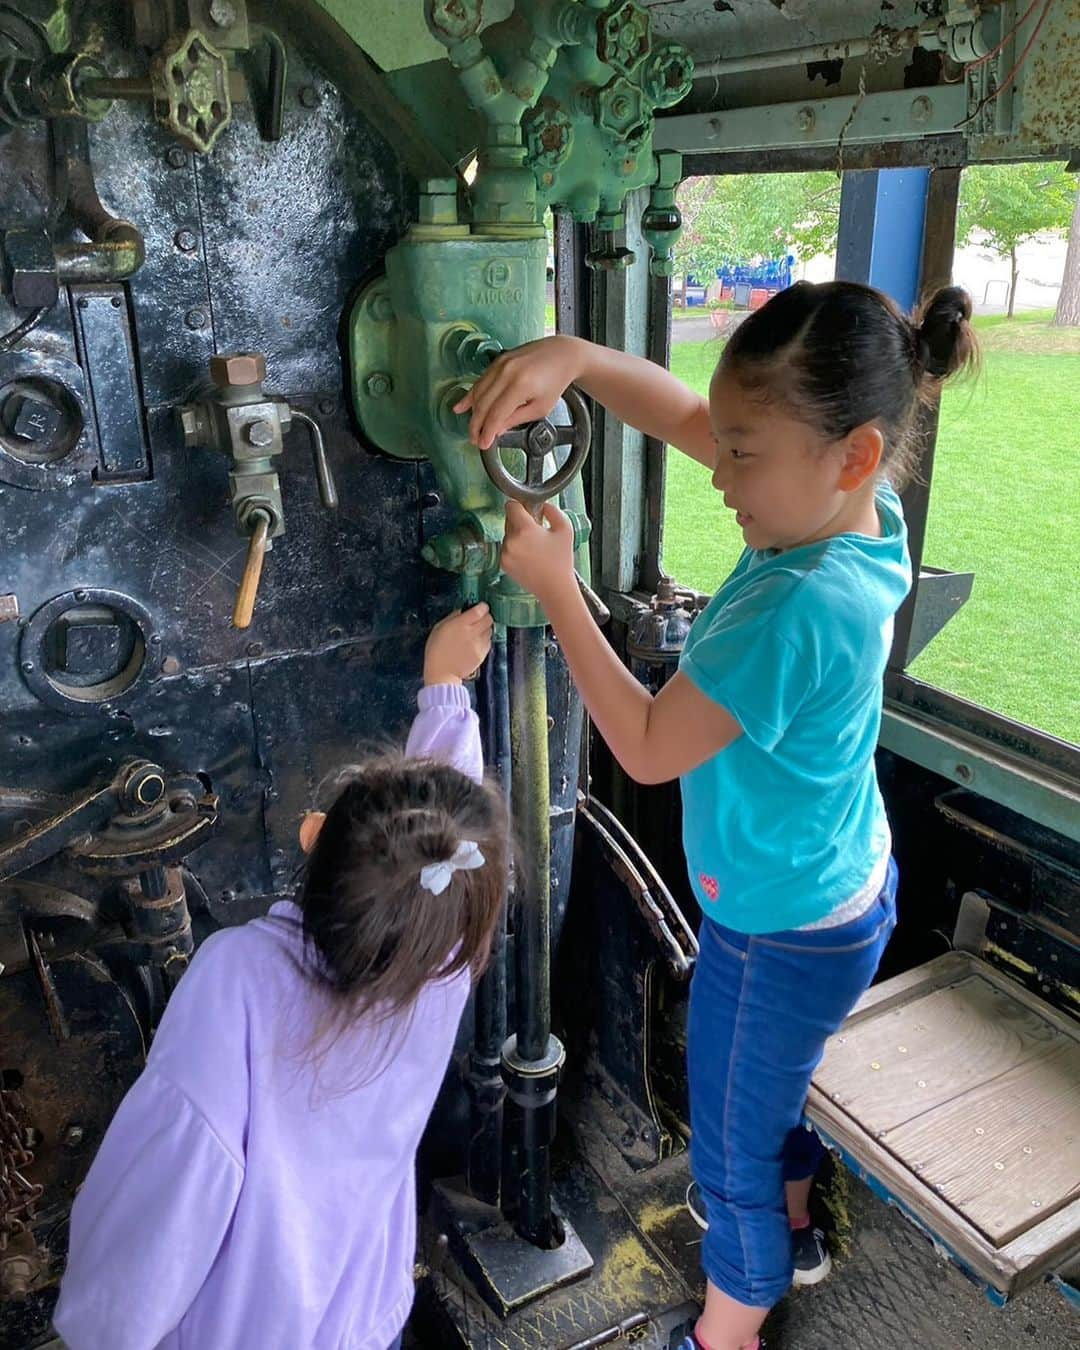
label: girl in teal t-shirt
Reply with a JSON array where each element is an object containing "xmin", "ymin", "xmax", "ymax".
[{"xmin": 457, "ymin": 281, "xmax": 977, "ymax": 1350}]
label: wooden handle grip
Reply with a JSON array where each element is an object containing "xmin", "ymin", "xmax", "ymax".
[{"xmin": 232, "ymin": 512, "xmax": 271, "ymax": 630}]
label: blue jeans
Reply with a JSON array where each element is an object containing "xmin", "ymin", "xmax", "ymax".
[{"xmin": 687, "ymin": 858, "xmax": 898, "ymax": 1307}]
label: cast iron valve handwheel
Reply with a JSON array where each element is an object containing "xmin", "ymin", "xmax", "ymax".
[
  {"xmin": 480, "ymin": 386, "xmax": 609, "ymax": 625},
  {"xmin": 481, "ymin": 385, "xmax": 591, "ymax": 515}
]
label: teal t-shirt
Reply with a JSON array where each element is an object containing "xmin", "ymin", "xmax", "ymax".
[{"xmin": 679, "ymin": 483, "xmax": 912, "ymax": 932}]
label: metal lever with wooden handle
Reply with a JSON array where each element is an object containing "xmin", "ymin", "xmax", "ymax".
[{"xmin": 233, "ymin": 509, "xmax": 271, "ymax": 630}]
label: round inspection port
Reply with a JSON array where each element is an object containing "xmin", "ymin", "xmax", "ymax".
[
  {"xmin": 0, "ymin": 376, "xmax": 83, "ymax": 467},
  {"xmin": 19, "ymin": 590, "xmax": 154, "ymax": 715}
]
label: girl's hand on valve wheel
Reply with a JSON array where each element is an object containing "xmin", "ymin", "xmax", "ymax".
[
  {"xmin": 453, "ymin": 336, "xmax": 585, "ymax": 450},
  {"xmin": 423, "ymin": 604, "xmax": 493, "ymax": 686},
  {"xmin": 500, "ymin": 501, "xmax": 576, "ymax": 604}
]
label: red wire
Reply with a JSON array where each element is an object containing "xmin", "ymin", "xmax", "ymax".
[
  {"xmin": 958, "ymin": 0, "xmax": 1055, "ymax": 126},
  {"xmin": 966, "ymin": 0, "xmax": 1040, "ymax": 71},
  {"xmin": 986, "ymin": 0, "xmax": 1054, "ymax": 101}
]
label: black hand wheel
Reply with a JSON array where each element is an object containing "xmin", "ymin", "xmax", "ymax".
[{"xmin": 480, "ymin": 384, "xmax": 591, "ymax": 513}]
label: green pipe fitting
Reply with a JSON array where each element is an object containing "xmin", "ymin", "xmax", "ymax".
[
  {"xmin": 418, "ymin": 177, "xmax": 461, "ymax": 226},
  {"xmin": 421, "ymin": 521, "xmax": 499, "ymax": 577},
  {"xmin": 642, "ymin": 150, "xmax": 683, "ymax": 278},
  {"xmin": 425, "ymin": 0, "xmax": 593, "ymax": 230}
]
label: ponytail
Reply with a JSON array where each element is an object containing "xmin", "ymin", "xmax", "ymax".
[
  {"xmin": 913, "ymin": 285, "xmax": 979, "ymax": 382},
  {"xmin": 719, "ymin": 279, "xmax": 980, "ymax": 489}
]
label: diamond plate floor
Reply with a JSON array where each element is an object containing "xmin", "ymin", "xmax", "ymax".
[{"xmin": 763, "ymin": 1174, "xmax": 1076, "ymax": 1350}]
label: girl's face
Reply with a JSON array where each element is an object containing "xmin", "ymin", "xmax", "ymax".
[{"xmin": 708, "ymin": 369, "xmax": 871, "ymax": 553}]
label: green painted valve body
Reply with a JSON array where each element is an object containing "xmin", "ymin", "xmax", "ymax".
[
  {"xmin": 350, "ymin": 192, "xmax": 586, "ymax": 628},
  {"xmin": 349, "ymin": 3, "xmax": 693, "ymax": 625}
]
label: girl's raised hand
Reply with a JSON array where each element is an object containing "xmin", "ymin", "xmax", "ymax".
[
  {"xmin": 423, "ymin": 604, "xmax": 493, "ymax": 686},
  {"xmin": 453, "ymin": 336, "xmax": 584, "ymax": 449},
  {"xmin": 499, "ymin": 501, "xmax": 576, "ymax": 602}
]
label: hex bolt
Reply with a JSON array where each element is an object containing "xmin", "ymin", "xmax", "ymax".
[
  {"xmin": 209, "ymin": 0, "xmax": 237, "ymax": 26},
  {"xmin": 165, "ymin": 146, "xmax": 189, "ymax": 169},
  {"xmin": 0, "ymin": 1255, "xmax": 35, "ymax": 1297},
  {"xmin": 245, "ymin": 419, "xmax": 276, "ymax": 447},
  {"xmin": 911, "ymin": 95, "xmax": 933, "ymax": 124},
  {"xmin": 174, "ymin": 228, "xmax": 198, "ymax": 252},
  {"xmin": 185, "ymin": 307, "xmax": 210, "ymax": 331},
  {"xmin": 796, "ymin": 106, "xmax": 815, "ymax": 131},
  {"xmin": 210, "ymin": 352, "xmax": 267, "ymax": 387},
  {"xmin": 366, "ymin": 371, "xmax": 393, "ymax": 398}
]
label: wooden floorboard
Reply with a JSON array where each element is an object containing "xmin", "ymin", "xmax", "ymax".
[
  {"xmin": 808, "ymin": 952, "xmax": 1080, "ymax": 1297},
  {"xmin": 885, "ymin": 1039, "xmax": 1080, "ymax": 1244},
  {"xmin": 815, "ymin": 974, "xmax": 1063, "ymax": 1134}
]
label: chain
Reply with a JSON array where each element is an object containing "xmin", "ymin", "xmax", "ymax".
[{"xmin": 0, "ymin": 1088, "xmax": 42, "ymax": 1253}]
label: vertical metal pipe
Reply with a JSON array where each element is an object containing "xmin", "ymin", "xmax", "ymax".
[
  {"xmin": 505, "ymin": 624, "xmax": 564, "ymax": 1247},
  {"xmin": 509, "ymin": 625, "xmax": 551, "ymax": 1061},
  {"xmin": 466, "ymin": 625, "xmax": 509, "ymax": 1204}
]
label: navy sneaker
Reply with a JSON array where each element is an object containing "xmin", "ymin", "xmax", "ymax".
[
  {"xmin": 791, "ymin": 1221, "xmax": 832, "ymax": 1286},
  {"xmin": 687, "ymin": 1181, "xmax": 832, "ymax": 1287},
  {"xmin": 674, "ymin": 1333, "xmax": 766, "ymax": 1350}
]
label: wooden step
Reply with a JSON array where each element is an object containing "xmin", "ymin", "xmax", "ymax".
[{"xmin": 807, "ymin": 951, "xmax": 1080, "ymax": 1299}]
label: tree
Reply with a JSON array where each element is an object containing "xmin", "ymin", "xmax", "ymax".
[
  {"xmin": 675, "ymin": 172, "xmax": 840, "ymax": 285},
  {"xmin": 1052, "ymin": 184, "xmax": 1080, "ymax": 327},
  {"xmin": 956, "ymin": 161, "xmax": 1075, "ymax": 318}
]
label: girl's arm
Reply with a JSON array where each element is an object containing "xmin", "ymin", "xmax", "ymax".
[
  {"xmin": 404, "ymin": 605, "xmax": 493, "ymax": 784},
  {"xmin": 404, "ymin": 683, "xmax": 483, "ymax": 785},
  {"xmin": 454, "ymin": 336, "xmax": 716, "ymax": 468},
  {"xmin": 500, "ymin": 503, "xmax": 741, "ymax": 784}
]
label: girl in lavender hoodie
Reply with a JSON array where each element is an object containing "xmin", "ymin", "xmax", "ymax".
[{"xmin": 54, "ymin": 604, "xmax": 507, "ymax": 1350}]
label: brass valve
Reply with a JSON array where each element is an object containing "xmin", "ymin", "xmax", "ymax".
[{"xmin": 177, "ymin": 352, "xmax": 338, "ymax": 631}]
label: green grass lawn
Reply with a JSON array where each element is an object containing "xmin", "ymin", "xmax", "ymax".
[{"xmin": 662, "ymin": 311, "xmax": 1080, "ymax": 745}]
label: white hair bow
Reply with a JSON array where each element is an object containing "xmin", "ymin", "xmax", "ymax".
[{"xmin": 419, "ymin": 840, "xmax": 486, "ymax": 896}]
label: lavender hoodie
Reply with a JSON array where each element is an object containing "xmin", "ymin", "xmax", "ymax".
[{"xmin": 54, "ymin": 684, "xmax": 482, "ymax": 1350}]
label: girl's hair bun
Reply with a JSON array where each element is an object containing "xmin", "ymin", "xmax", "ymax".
[{"xmin": 914, "ymin": 285, "xmax": 976, "ymax": 379}]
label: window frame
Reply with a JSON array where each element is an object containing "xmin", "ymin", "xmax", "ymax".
[{"xmin": 554, "ymin": 143, "xmax": 1080, "ymax": 839}]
